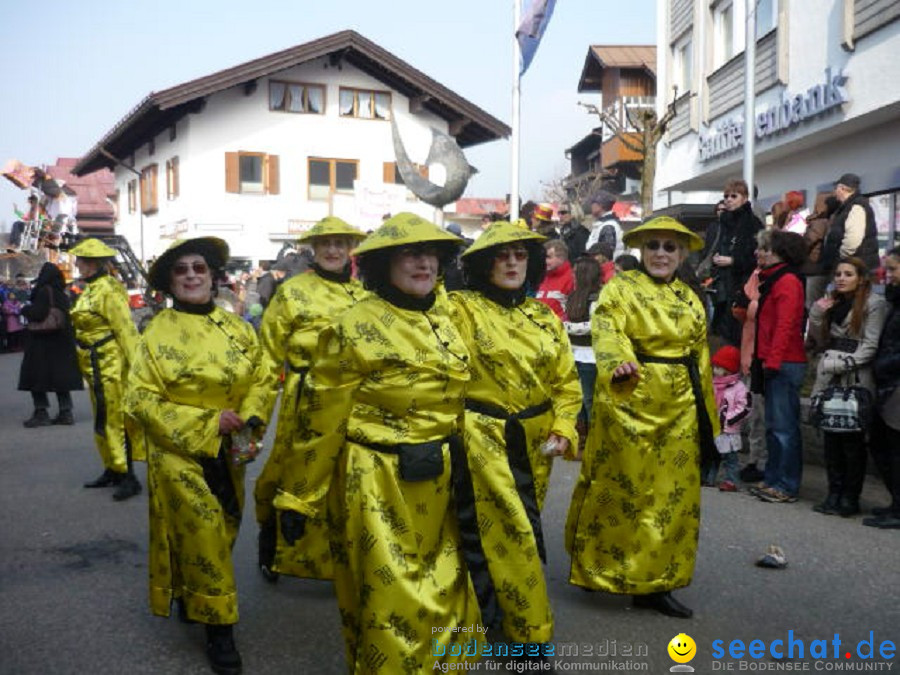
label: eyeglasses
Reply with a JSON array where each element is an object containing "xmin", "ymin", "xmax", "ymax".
[
  {"xmin": 495, "ymin": 247, "xmax": 528, "ymax": 262},
  {"xmin": 172, "ymin": 261, "xmax": 209, "ymax": 276},
  {"xmin": 723, "ymin": 193, "xmax": 744, "ymax": 200},
  {"xmin": 644, "ymin": 240, "xmax": 679, "ymax": 253}
]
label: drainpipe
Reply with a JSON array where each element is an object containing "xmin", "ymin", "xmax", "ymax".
[{"xmin": 99, "ymin": 148, "xmax": 144, "ymax": 262}]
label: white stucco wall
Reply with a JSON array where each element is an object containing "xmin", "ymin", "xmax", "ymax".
[
  {"xmin": 115, "ymin": 57, "xmax": 452, "ymax": 263},
  {"xmin": 655, "ymin": 0, "xmax": 900, "ymax": 209}
]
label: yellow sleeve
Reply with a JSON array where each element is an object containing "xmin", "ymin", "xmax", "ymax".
[
  {"xmin": 258, "ymin": 283, "xmax": 291, "ymax": 379},
  {"xmin": 592, "ymin": 280, "xmax": 638, "ymax": 399},
  {"xmin": 695, "ymin": 325, "xmax": 721, "ymax": 438},
  {"xmin": 236, "ymin": 319, "xmax": 277, "ymax": 424},
  {"xmin": 274, "ymin": 321, "xmax": 363, "ymax": 517},
  {"xmin": 125, "ymin": 337, "xmax": 222, "ymax": 459},
  {"xmin": 102, "ymin": 281, "xmax": 140, "ymax": 370},
  {"xmin": 549, "ymin": 321, "xmax": 582, "ymax": 458}
]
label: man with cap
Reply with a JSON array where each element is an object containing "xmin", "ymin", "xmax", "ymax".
[
  {"xmin": 254, "ymin": 216, "xmax": 367, "ymax": 583},
  {"xmin": 68, "ymin": 237, "xmax": 143, "ymax": 500},
  {"xmin": 821, "ymin": 173, "xmax": 879, "ymax": 275},
  {"xmin": 585, "ymin": 192, "xmax": 624, "ymax": 259},
  {"xmin": 531, "ymin": 203, "xmax": 560, "ymax": 239}
]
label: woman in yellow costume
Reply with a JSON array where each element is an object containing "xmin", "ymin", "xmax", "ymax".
[
  {"xmin": 274, "ymin": 213, "xmax": 483, "ymax": 673},
  {"xmin": 255, "ymin": 216, "xmax": 366, "ymax": 582},
  {"xmin": 565, "ymin": 217, "xmax": 718, "ymax": 619},
  {"xmin": 68, "ymin": 237, "xmax": 142, "ymax": 501},
  {"xmin": 125, "ymin": 237, "xmax": 274, "ymax": 675},
  {"xmin": 449, "ymin": 220, "xmax": 581, "ymax": 657}
]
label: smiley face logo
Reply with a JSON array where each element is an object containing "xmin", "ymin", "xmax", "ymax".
[{"xmin": 667, "ymin": 633, "xmax": 696, "ymax": 664}]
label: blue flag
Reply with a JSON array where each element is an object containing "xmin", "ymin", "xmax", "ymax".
[{"xmin": 516, "ymin": 0, "xmax": 557, "ymax": 76}]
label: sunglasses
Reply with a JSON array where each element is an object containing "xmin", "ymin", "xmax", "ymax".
[
  {"xmin": 495, "ymin": 247, "xmax": 528, "ymax": 262},
  {"xmin": 172, "ymin": 261, "xmax": 209, "ymax": 276},
  {"xmin": 723, "ymin": 193, "xmax": 744, "ymax": 199},
  {"xmin": 644, "ymin": 240, "xmax": 679, "ymax": 253}
]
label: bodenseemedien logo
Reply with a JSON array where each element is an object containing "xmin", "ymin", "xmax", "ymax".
[{"xmin": 668, "ymin": 633, "xmax": 697, "ymax": 672}]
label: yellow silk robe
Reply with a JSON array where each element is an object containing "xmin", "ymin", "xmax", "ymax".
[
  {"xmin": 70, "ymin": 273, "xmax": 142, "ymax": 470},
  {"xmin": 125, "ymin": 307, "xmax": 274, "ymax": 623},
  {"xmin": 449, "ymin": 291, "xmax": 581, "ymax": 644},
  {"xmin": 274, "ymin": 293, "xmax": 482, "ymax": 674},
  {"xmin": 256, "ymin": 269, "xmax": 366, "ymax": 579},
  {"xmin": 565, "ymin": 270, "xmax": 719, "ymax": 595}
]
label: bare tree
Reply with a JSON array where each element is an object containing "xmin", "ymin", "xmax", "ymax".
[
  {"xmin": 579, "ymin": 92, "xmax": 682, "ymax": 216},
  {"xmin": 540, "ymin": 172, "xmax": 605, "ymax": 225}
]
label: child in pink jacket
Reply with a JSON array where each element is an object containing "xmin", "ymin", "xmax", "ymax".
[{"xmin": 708, "ymin": 345, "xmax": 752, "ymax": 491}]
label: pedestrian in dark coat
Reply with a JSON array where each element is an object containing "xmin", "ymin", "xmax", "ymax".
[{"xmin": 18, "ymin": 263, "xmax": 83, "ymax": 426}]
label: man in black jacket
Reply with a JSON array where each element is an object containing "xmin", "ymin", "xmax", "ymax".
[
  {"xmin": 559, "ymin": 206, "xmax": 588, "ymax": 259},
  {"xmin": 710, "ymin": 178, "xmax": 764, "ymax": 346},
  {"xmin": 821, "ymin": 173, "xmax": 879, "ymax": 275}
]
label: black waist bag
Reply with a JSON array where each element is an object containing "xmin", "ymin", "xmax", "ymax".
[{"xmin": 397, "ymin": 440, "xmax": 445, "ymax": 482}]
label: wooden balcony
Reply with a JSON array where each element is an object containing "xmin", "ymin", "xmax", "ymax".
[{"xmin": 601, "ymin": 133, "xmax": 643, "ymax": 169}]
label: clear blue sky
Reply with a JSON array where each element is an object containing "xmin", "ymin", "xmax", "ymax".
[{"xmin": 0, "ymin": 0, "xmax": 657, "ymax": 228}]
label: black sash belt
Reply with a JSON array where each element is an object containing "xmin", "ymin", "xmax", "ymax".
[
  {"xmin": 635, "ymin": 352, "xmax": 717, "ymax": 467},
  {"xmin": 202, "ymin": 439, "xmax": 242, "ymax": 521},
  {"xmin": 77, "ymin": 334, "xmax": 115, "ymax": 437},
  {"xmin": 286, "ymin": 363, "xmax": 309, "ymax": 414},
  {"xmin": 464, "ymin": 398, "xmax": 552, "ymax": 564}
]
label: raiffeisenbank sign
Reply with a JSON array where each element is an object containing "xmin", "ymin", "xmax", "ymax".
[{"xmin": 698, "ymin": 67, "xmax": 848, "ymax": 162}]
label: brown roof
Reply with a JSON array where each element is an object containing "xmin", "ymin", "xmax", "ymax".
[
  {"xmin": 46, "ymin": 158, "xmax": 115, "ymax": 229},
  {"xmin": 74, "ymin": 30, "xmax": 510, "ymax": 176},
  {"xmin": 577, "ymin": 45, "xmax": 657, "ymax": 93}
]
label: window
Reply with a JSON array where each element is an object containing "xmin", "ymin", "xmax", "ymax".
[
  {"xmin": 383, "ymin": 162, "xmax": 429, "ymax": 185},
  {"xmin": 148, "ymin": 139, "xmax": 155, "ymax": 157},
  {"xmin": 308, "ymin": 157, "xmax": 358, "ymax": 200},
  {"xmin": 339, "ymin": 88, "xmax": 391, "ymax": 120},
  {"xmin": 672, "ymin": 35, "xmax": 693, "ymax": 94},
  {"xmin": 269, "ymin": 80, "xmax": 325, "ymax": 114},
  {"xmin": 224, "ymin": 152, "xmax": 279, "ymax": 194},
  {"xmin": 714, "ymin": 1, "xmax": 735, "ymax": 67},
  {"xmin": 166, "ymin": 157, "xmax": 179, "ymax": 200},
  {"xmin": 169, "ymin": 125, "xmax": 177, "ymax": 142},
  {"xmin": 127, "ymin": 180, "xmax": 137, "ymax": 214},
  {"xmin": 756, "ymin": 0, "xmax": 776, "ymax": 36},
  {"xmin": 140, "ymin": 164, "xmax": 158, "ymax": 214}
]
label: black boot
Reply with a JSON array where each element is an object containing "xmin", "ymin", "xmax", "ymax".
[
  {"xmin": 23, "ymin": 409, "xmax": 51, "ymax": 428},
  {"xmin": 740, "ymin": 463, "xmax": 765, "ymax": 483},
  {"xmin": 51, "ymin": 410, "xmax": 74, "ymax": 425},
  {"xmin": 837, "ymin": 496, "xmax": 860, "ymax": 518},
  {"xmin": 205, "ymin": 624, "xmax": 242, "ymax": 675},
  {"xmin": 84, "ymin": 469, "xmax": 121, "ymax": 488},
  {"xmin": 813, "ymin": 493, "xmax": 841, "ymax": 515},
  {"xmin": 632, "ymin": 591, "xmax": 693, "ymax": 618},
  {"xmin": 257, "ymin": 519, "xmax": 279, "ymax": 583},
  {"xmin": 113, "ymin": 472, "xmax": 142, "ymax": 501}
]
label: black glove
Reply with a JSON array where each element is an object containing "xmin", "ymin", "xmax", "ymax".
[
  {"xmin": 763, "ymin": 368, "xmax": 779, "ymax": 380},
  {"xmin": 280, "ymin": 510, "xmax": 307, "ymax": 545}
]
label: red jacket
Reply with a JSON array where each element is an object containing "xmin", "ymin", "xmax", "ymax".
[
  {"xmin": 536, "ymin": 260, "xmax": 574, "ymax": 320},
  {"xmin": 755, "ymin": 263, "xmax": 806, "ymax": 370}
]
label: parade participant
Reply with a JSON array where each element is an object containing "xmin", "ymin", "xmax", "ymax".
[
  {"xmin": 254, "ymin": 216, "xmax": 366, "ymax": 582},
  {"xmin": 126, "ymin": 237, "xmax": 274, "ymax": 675},
  {"xmin": 449, "ymin": 220, "xmax": 581, "ymax": 652},
  {"xmin": 274, "ymin": 213, "xmax": 482, "ymax": 673},
  {"xmin": 69, "ymin": 238, "xmax": 142, "ymax": 501},
  {"xmin": 531, "ymin": 203, "xmax": 560, "ymax": 239},
  {"xmin": 565, "ymin": 217, "xmax": 717, "ymax": 619},
  {"xmin": 18, "ymin": 262, "xmax": 83, "ymax": 426},
  {"xmin": 807, "ymin": 258, "xmax": 887, "ymax": 517}
]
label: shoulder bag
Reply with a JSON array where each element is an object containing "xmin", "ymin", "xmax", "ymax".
[
  {"xmin": 27, "ymin": 287, "xmax": 65, "ymax": 333},
  {"xmin": 808, "ymin": 354, "xmax": 873, "ymax": 433}
]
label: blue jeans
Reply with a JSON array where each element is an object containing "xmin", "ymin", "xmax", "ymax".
[
  {"xmin": 575, "ymin": 361, "xmax": 597, "ymax": 426},
  {"xmin": 763, "ymin": 362, "xmax": 806, "ymax": 495}
]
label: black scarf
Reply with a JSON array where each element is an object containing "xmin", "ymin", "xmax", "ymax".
[
  {"xmin": 378, "ymin": 284, "xmax": 435, "ymax": 311},
  {"xmin": 885, "ymin": 284, "xmax": 900, "ymax": 307},
  {"xmin": 829, "ymin": 294, "xmax": 853, "ymax": 329},
  {"xmin": 312, "ymin": 262, "xmax": 351, "ymax": 284},
  {"xmin": 480, "ymin": 283, "xmax": 527, "ymax": 308},
  {"xmin": 84, "ymin": 269, "xmax": 108, "ymax": 284},
  {"xmin": 173, "ymin": 299, "xmax": 216, "ymax": 315}
]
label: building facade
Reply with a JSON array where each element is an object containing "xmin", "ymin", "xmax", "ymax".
[
  {"xmin": 73, "ymin": 31, "xmax": 508, "ymax": 265},
  {"xmin": 656, "ymin": 0, "xmax": 900, "ymax": 251}
]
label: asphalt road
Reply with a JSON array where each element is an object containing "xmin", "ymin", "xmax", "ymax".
[{"xmin": 1, "ymin": 349, "xmax": 898, "ymax": 674}]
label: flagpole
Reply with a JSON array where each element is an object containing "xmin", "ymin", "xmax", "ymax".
[{"xmin": 511, "ymin": 0, "xmax": 521, "ymax": 222}]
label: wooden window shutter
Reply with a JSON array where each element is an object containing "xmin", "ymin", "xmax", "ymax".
[
  {"xmin": 225, "ymin": 152, "xmax": 239, "ymax": 193},
  {"xmin": 266, "ymin": 154, "xmax": 280, "ymax": 194},
  {"xmin": 383, "ymin": 162, "xmax": 395, "ymax": 183},
  {"xmin": 151, "ymin": 164, "xmax": 158, "ymax": 210}
]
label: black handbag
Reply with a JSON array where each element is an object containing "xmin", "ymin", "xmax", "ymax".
[
  {"xmin": 27, "ymin": 288, "xmax": 65, "ymax": 333},
  {"xmin": 808, "ymin": 355, "xmax": 873, "ymax": 433}
]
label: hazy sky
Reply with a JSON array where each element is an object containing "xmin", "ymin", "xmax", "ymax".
[{"xmin": 0, "ymin": 0, "xmax": 657, "ymax": 227}]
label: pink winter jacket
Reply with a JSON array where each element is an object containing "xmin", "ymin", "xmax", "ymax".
[{"xmin": 713, "ymin": 372, "xmax": 752, "ymax": 434}]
